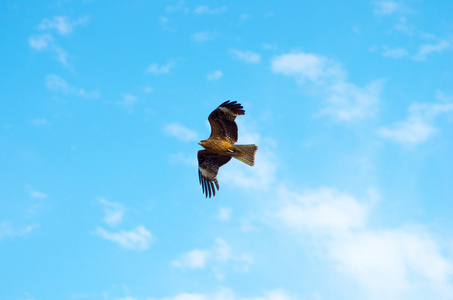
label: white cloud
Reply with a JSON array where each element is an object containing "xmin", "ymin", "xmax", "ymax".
[
  {"xmin": 373, "ymin": 1, "xmax": 401, "ymax": 16},
  {"xmin": 377, "ymin": 117, "xmax": 437, "ymax": 146},
  {"xmin": 171, "ymin": 249, "xmax": 210, "ymax": 269},
  {"xmin": 413, "ymin": 40, "xmax": 450, "ymax": 61},
  {"xmin": 147, "ymin": 289, "xmax": 296, "ymax": 300},
  {"xmin": 165, "ymin": 2, "xmax": 189, "ymax": 13},
  {"xmin": 29, "ymin": 189, "xmax": 48, "ymax": 198},
  {"xmin": 146, "ymin": 61, "xmax": 176, "ymax": 74},
  {"xmin": 377, "ymin": 95, "xmax": 453, "ymax": 146},
  {"xmin": 99, "ymin": 198, "xmax": 124, "ymax": 226},
  {"xmin": 45, "ymin": 75, "xmax": 100, "ymax": 98},
  {"xmin": 31, "ymin": 118, "xmax": 50, "ymax": 126},
  {"xmin": 381, "ymin": 46, "xmax": 409, "ymax": 58},
  {"xmin": 95, "ymin": 226, "xmax": 152, "ymax": 251},
  {"xmin": 0, "ymin": 222, "xmax": 38, "ymax": 240},
  {"xmin": 164, "ymin": 123, "xmax": 198, "ymax": 142},
  {"xmin": 271, "ymin": 187, "xmax": 453, "ymax": 299},
  {"xmin": 330, "ymin": 229, "xmax": 453, "ymax": 299},
  {"xmin": 276, "ymin": 188, "xmax": 369, "ymax": 234},
  {"xmin": 207, "ymin": 70, "xmax": 223, "ymax": 81},
  {"xmin": 271, "ymin": 52, "xmax": 341, "ymax": 82},
  {"xmin": 29, "ymin": 34, "xmax": 53, "ymax": 50},
  {"xmin": 230, "ymin": 49, "xmax": 261, "ymax": 64},
  {"xmin": 271, "ymin": 52, "xmax": 383, "ymax": 121},
  {"xmin": 216, "ymin": 207, "xmax": 232, "ymax": 222},
  {"xmin": 191, "ymin": 31, "xmax": 216, "ymax": 43},
  {"xmin": 29, "ymin": 34, "xmax": 69, "ymax": 66},
  {"xmin": 38, "ymin": 16, "xmax": 89, "ymax": 35},
  {"xmin": 171, "ymin": 238, "xmax": 253, "ymax": 278},
  {"xmin": 193, "ymin": 5, "xmax": 227, "ymax": 14},
  {"xmin": 120, "ymin": 94, "xmax": 138, "ymax": 107},
  {"xmin": 54, "ymin": 46, "xmax": 69, "ymax": 66}
]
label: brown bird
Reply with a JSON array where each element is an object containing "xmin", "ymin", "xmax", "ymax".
[{"xmin": 198, "ymin": 101, "xmax": 258, "ymax": 198}]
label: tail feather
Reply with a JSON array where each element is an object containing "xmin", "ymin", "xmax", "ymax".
[{"xmin": 233, "ymin": 144, "xmax": 258, "ymax": 166}]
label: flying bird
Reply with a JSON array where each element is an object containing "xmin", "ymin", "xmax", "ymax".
[{"xmin": 198, "ymin": 100, "xmax": 258, "ymax": 198}]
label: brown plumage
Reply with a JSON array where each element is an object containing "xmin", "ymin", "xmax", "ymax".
[{"xmin": 198, "ymin": 100, "xmax": 258, "ymax": 198}]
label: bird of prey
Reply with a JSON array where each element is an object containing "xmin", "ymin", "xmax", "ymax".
[{"xmin": 198, "ymin": 100, "xmax": 258, "ymax": 198}]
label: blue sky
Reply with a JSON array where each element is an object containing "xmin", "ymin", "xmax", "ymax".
[{"xmin": 1, "ymin": 0, "xmax": 453, "ymax": 299}]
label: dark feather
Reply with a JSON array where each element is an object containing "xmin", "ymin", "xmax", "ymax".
[
  {"xmin": 208, "ymin": 100, "xmax": 245, "ymax": 144},
  {"xmin": 197, "ymin": 150, "xmax": 232, "ymax": 198}
]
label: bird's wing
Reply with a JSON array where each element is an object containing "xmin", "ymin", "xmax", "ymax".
[
  {"xmin": 198, "ymin": 150, "xmax": 232, "ymax": 198},
  {"xmin": 208, "ymin": 100, "xmax": 245, "ymax": 144}
]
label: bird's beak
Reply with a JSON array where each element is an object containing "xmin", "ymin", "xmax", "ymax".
[{"xmin": 198, "ymin": 142, "xmax": 201, "ymax": 145}]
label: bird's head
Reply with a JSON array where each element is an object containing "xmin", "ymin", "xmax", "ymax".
[{"xmin": 198, "ymin": 140, "xmax": 207, "ymax": 147}]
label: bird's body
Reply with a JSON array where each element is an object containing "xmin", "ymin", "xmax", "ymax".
[{"xmin": 197, "ymin": 100, "xmax": 258, "ymax": 198}]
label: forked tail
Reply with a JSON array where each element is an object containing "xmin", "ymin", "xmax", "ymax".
[{"xmin": 233, "ymin": 144, "xmax": 258, "ymax": 166}]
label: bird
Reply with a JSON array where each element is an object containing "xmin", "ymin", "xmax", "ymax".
[{"xmin": 198, "ymin": 100, "xmax": 258, "ymax": 198}]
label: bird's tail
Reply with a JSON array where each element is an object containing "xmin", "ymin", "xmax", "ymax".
[{"xmin": 233, "ymin": 144, "xmax": 258, "ymax": 166}]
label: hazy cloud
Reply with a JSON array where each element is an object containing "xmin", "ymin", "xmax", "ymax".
[
  {"xmin": 95, "ymin": 226, "xmax": 152, "ymax": 251},
  {"xmin": 413, "ymin": 40, "xmax": 450, "ymax": 61},
  {"xmin": 271, "ymin": 52, "xmax": 383, "ymax": 121},
  {"xmin": 39, "ymin": 16, "xmax": 89, "ymax": 35},
  {"xmin": 193, "ymin": 5, "xmax": 227, "ymax": 14},
  {"xmin": 381, "ymin": 46, "xmax": 409, "ymax": 58},
  {"xmin": 147, "ymin": 289, "xmax": 295, "ymax": 300},
  {"xmin": 191, "ymin": 31, "xmax": 216, "ymax": 42},
  {"xmin": 207, "ymin": 70, "xmax": 223, "ymax": 81},
  {"xmin": 45, "ymin": 75, "xmax": 100, "ymax": 98},
  {"xmin": 29, "ymin": 34, "xmax": 53, "ymax": 50},
  {"xmin": 146, "ymin": 61, "xmax": 176, "ymax": 74},
  {"xmin": 172, "ymin": 238, "xmax": 253, "ymax": 278},
  {"xmin": 373, "ymin": 1, "xmax": 402, "ymax": 16},
  {"xmin": 0, "ymin": 222, "xmax": 38, "ymax": 240},
  {"xmin": 216, "ymin": 207, "xmax": 232, "ymax": 222},
  {"xmin": 272, "ymin": 187, "xmax": 453, "ymax": 299},
  {"xmin": 378, "ymin": 94, "xmax": 453, "ymax": 146},
  {"xmin": 99, "ymin": 198, "xmax": 124, "ymax": 226},
  {"xmin": 230, "ymin": 49, "xmax": 261, "ymax": 64},
  {"xmin": 164, "ymin": 123, "xmax": 198, "ymax": 142}
]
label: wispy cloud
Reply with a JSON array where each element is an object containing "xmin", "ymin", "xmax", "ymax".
[
  {"xmin": 207, "ymin": 70, "xmax": 223, "ymax": 81},
  {"xmin": 216, "ymin": 207, "xmax": 232, "ymax": 222},
  {"xmin": 164, "ymin": 123, "xmax": 198, "ymax": 142},
  {"xmin": 98, "ymin": 198, "xmax": 124, "ymax": 226},
  {"xmin": 29, "ymin": 34, "xmax": 53, "ymax": 50},
  {"xmin": 45, "ymin": 75, "xmax": 100, "ymax": 98},
  {"xmin": 146, "ymin": 61, "xmax": 176, "ymax": 74},
  {"xmin": 0, "ymin": 222, "xmax": 38, "ymax": 240},
  {"xmin": 29, "ymin": 34, "xmax": 69, "ymax": 66},
  {"xmin": 381, "ymin": 46, "xmax": 409, "ymax": 58},
  {"xmin": 193, "ymin": 5, "xmax": 227, "ymax": 14},
  {"xmin": 377, "ymin": 93, "xmax": 453, "ymax": 146},
  {"xmin": 95, "ymin": 226, "xmax": 152, "ymax": 251},
  {"xmin": 31, "ymin": 118, "xmax": 51, "ymax": 126},
  {"xmin": 271, "ymin": 52, "xmax": 383, "ymax": 121},
  {"xmin": 165, "ymin": 1, "xmax": 189, "ymax": 13},
  {"xmin": 28, "ymin": 189, "xmax": 48, "ymax": 199},
  {"xmin": 373, "ymin": 1, "xmax": 404, "ymax": 16},
  {"xmin": 271, "ymin": 187, "xmax": 453, "ymax": 299},
  {"xmin": 171, "ymin": 238, "xmax": 253, "ymax": 278},
  {"xmin": 413, "ymin": 40, "xmax": 450, "ymax": 61},
  {"xmin": 191, "ymin": 31, "xmax": 216, "ymax": 43},
  {"xmin": 146, "ymin": 289, "xmax": 295, "ymax": 300},
  {"xmin": 229, "ymin": 49, "xmax": 261, "ymax": 64},
  {"xmin": 38, "ymin": 16, "xmax": 89, "ymax": 35}
]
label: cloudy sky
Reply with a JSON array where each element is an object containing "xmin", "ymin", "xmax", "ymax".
[{"xmin": 1, "ymin": 1, "xmax": 453, "ymax": 299}]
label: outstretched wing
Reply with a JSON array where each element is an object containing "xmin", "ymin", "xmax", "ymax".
[
  {"xmin": 208, "ymin": 100, "xmax": 245, "ymax": 144},
  {"xmin": 198, "ymin": 150, "xmax": 232, "ymax": 198}
]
